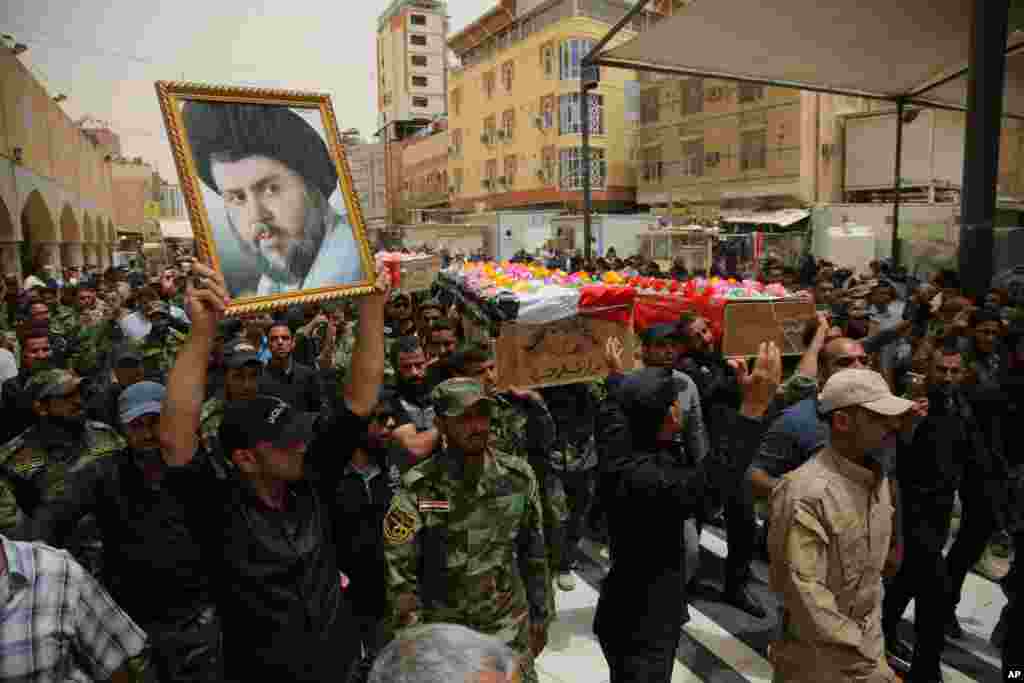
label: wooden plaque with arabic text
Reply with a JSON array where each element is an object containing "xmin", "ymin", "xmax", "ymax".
[
  {"xmin": 494, "ymin": 313, "xmax": 636, "ymax": 391},
  {"xmin": 721, "ymin": 299, "xmax": 817, "ymax": 358}
]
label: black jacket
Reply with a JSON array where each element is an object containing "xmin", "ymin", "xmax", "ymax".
[
  {"xmin": 593, "ymin": 398, "xmax": 767, "ymax": 645},
  {"xmin": 259, "ymin": 359, "xmax": 324, "ymax": 413},
  {"xmin": 84, "ymin": 383, "xmax": 125, "ymax": 430},
  {"xmin": 331, "ymin": 449, "xmax": 401, "ymax": 622},
  {"xmin": 34, "ymin": 450, "xmax": 215, "ymax": 627},
  {"xmin": 0, "ymin": 371, "xmax": 36, "ymax": 443}
]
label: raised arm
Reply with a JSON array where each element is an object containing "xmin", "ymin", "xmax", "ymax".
[
  {"xmin": 158, "ymin": 261, "xmax": 229, "ymax": 467},
  {"xmin": 343, "ymin": 269, "xmax": 390, "ymax": 417}
]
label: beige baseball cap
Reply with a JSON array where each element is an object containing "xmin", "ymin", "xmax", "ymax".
[{"xmin": 818, "ymin": 369, "xmax": 915, "ymax": 416}]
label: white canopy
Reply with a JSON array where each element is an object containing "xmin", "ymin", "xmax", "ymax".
[
  {"xmin": 720, "ymin": 209, "xmax": 810, "ymax": 227},
  {"xmin": 598, "ymin": 0, "xmax": 1024, "ymax": 117}
]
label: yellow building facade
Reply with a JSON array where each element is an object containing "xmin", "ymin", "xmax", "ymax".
[
  {"xmin": 634, "ymin": 75, "xmax": 872, "ymax": 223},
  {"xmin": 0, "ymin": 51, "xmax": 120, "ymax": 278},
  {"xmin": 447, "ymin": 0, "xmax": 657, "ymax": 212}
]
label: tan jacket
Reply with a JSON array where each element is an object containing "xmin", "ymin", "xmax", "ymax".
[{"xmin": 767, "ymin": 449, "xmax": 898, "ymax": 683}]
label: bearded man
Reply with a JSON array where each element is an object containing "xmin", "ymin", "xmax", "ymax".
[{"xmin": 182, "ymin": 102, "xmax": 364, "ymax": 296}]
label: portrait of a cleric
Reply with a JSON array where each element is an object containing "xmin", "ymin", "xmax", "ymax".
[{"xmin": 182, "ymin": 101, "xmax": 365, "ymax": 297}]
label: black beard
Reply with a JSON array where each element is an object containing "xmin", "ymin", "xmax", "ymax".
[{"xmin": 228, "ymin": 187, "xmax": 329, "ymax": 283}]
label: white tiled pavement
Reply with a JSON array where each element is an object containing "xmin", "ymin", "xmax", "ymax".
[{"xmin": 533, "ymin": 528, "xmax": 1005, "ymax": 682}]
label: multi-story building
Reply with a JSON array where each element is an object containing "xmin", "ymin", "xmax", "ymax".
[
  {"xmin": 377, "ymin": 0, "xmax": 448, "ymax": 133},
  {"xmin": 1, "ymin": 50, "xmax": 119, "ymax": 277},
  {"xmin": 446, "ymin": 0, "xmax": 667, "ymax": 214},
  {"xmin": 346, "ymin": 141, "xmax": 389, "ymax": 241},
  {"xmin": 633, "ymin": 76, "xmax": 869, "ymax": 223},
  {"xmin": 399, "ymin": 123, "xmax": 449, "ymax": 217}
]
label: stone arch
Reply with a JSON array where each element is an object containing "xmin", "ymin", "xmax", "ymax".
[
  {"xmin": 21, "ymin": 191, "xmax": 57, "ymax": 243},
  {"xmin": 0, "ymin": 195, "xmax": 17, "ymax": 277},
  {"xmin": 61, "ymin": 205, "xmax": 82, "ymax": 243},
  {"xmin": 0, "ymin": 194, "xmax": 13, "ymax": 242},
  {"xmin": 83, "ymin": 212, "xmax": 95, "ymax": 244},
  {"xmin": 60, "ymin": 204, "xmax": 84, "ymax": 271},
  {"xmin": 21, "ymin": 190, "xmax": 59, "ymax": 274}
]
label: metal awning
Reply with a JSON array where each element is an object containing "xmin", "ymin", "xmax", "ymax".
[
  {"xmin": 595, "ymin": 0, "xmax": 1024, "ymax": 118},
  {"xmin": 720, "ymin": 209, "xmax": 810, "ymax": 227}
]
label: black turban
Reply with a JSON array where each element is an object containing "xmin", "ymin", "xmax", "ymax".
[{"xmin": 182, "ymin": 101, "xmax": 338, "ymax": 201}]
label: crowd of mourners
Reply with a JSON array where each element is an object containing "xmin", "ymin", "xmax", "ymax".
[{"xmin": 0, "ymin": 250, "xmax": 1022, "ymax": 683}]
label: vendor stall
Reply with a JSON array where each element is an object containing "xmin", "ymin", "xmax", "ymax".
[{"xmin": 639, "ymin": 225, "xmax": 715, "ymax": 274}]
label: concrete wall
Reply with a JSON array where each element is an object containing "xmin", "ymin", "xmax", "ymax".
[
  {"xmin": 844, "ymin": 109, "xmax": 1024, "ymax": 195},
  {"xmin": 0, "ymin": 52, "xmax": 119, "ymax": 276}
]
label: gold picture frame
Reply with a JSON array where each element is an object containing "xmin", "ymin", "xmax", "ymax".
[{"xmin": 156, "ymin": 81, "xmax": 377, "ymax": 316}]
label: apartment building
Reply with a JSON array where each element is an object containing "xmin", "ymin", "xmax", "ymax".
[
  {"xmin": 377, "ymin": 0, "xmax": 448, "ymax": 131},
  {"xmin": 634, "ymin": 75, "xmax": 869, "ymax": 223},
  {"xmin": 446, "ymin": 0, "xmax": 668, "ymax": 213},
  {"xmin": 400, "ymin": 124, "xmax": 450, "ymax": 214}
]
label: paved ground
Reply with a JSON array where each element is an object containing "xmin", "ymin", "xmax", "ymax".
[{"xmin": 535, "ymin": 525, "xmax": 1007, "ymax": 682}]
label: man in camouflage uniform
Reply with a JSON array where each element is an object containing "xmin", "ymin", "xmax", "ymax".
[
  {"xmin": 446, "ymin": 344, "xmax": 567, "ymax": 605},
  {"xmin": 135, "ymin": 300, "xmax": 188, "ymax": 383},
  {"xmin": 0, "ymin": 369, "xmax": 124, "ymax": 576},
  {"xmin": 383, "ymin": 291, "xmax": 417, "ymax": 382},
  {"xmin": 383, "ymin": 378, "xmax": 551, "ymax": 683},
  {"xmin": 199, "ymin": 340, "xmax": 264, "ymax": 457}
]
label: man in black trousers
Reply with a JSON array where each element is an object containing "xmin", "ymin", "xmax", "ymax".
[{"xmin": 593, "ymin": 342, "xmax": 780, "ymax": 683}]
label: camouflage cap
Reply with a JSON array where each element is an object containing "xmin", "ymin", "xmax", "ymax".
[
  {"xmin": 430, "ymin": 377, "xmax": 494, "ymax": 417},
  {"xmin": 26, "ymin": 368, "xmax": 83, "ymax": 401}
]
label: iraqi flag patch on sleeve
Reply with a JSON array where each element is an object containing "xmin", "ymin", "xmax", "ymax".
[{"xmin": 418, "ymin": 500, "xmax": 451, "ymax": 512}]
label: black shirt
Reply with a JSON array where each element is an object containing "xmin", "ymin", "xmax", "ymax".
[
  {"xmin": 36, "ymin": 450, "xmax": 211, "ymax": 627},
  {"xmin": 164, "ymin": 405, "xmax": 367, "ymax": 682},
  {"xmin": 259, "ymin": 359, "xmax": 323, "ymax": 413}
]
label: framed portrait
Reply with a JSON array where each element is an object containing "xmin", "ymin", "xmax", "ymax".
[{"xmin": 155, "ymin": 81, "xmax": 377, "ymax": 315}]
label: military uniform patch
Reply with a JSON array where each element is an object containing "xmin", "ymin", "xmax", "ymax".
[{"xmin": 383, "ymin": 506, "xmax": 417, "ymax": 545}]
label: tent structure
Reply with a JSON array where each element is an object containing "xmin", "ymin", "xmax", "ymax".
[{"xmin": 577, "ymin": 0, "xmax": 1015, "ymax": 294}]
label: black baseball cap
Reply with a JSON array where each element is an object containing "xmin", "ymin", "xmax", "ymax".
[
  {"xmin": 614, "ymin": 367, "xmax": 685, "ymax": 417},
  {"xmin": 114, "ymin": 347, "xmax": 143, "ymax": 368},
  {"xmin": 641, "ymin": 323, "xmax": 682, "ymax": 346},
  {"xmin": 223, "ymin": 340, "xmax": 263, "ymax": 369},
  {"xmin": 219, "ymin": 395, "xmax": 317, "ymax": 453}
]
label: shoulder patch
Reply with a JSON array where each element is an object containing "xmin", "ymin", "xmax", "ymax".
[{"xmin": 383, "ymin": 498, "xmax": 419, "ymax": 546}]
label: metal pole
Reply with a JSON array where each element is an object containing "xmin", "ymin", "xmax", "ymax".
[
  {"xmin": 892, "ymin": 100, "xmax": 904, "ymax": 267},
  {"xmin": 959, "ymin": 0, "xmax": 1010, "ymax": 299},
  {"xmin": 581, "ymin": 82, "xmax": 593, "ymax": 263},
  {"xmin": 579, "ymin": 0, "xmax": 649, "ymax": 266}
]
